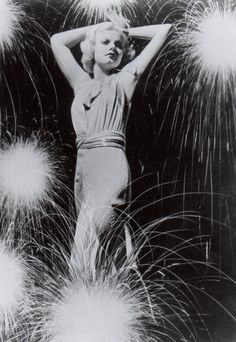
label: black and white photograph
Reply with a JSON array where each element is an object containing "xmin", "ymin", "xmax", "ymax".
[{"xmin": 0, "ymin": 0, "xmax": 236, "ymax": 341}]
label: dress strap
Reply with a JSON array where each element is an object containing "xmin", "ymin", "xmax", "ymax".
[{"xmin": 76, "ymin": 131, "xmax": 126, "ymax": 151}]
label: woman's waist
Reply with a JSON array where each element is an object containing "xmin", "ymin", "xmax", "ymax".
[{"xmin": 76, "ymin": 131, "xmax": 126, "ymax": 151}]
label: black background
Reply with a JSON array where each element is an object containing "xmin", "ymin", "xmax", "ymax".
[{"xmin": 1, "ymin": 0, "xmax": 236, "ymax": 340}]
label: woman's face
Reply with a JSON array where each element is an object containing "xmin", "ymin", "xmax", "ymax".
[{"xmin": 94, "ymin": 30, "xmax": 125, "ymax": 71}]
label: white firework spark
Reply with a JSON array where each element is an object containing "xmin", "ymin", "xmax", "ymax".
[
  {"xmin": 175, "ymin": 0, "xmax": 236, "ymax": 85},
  {"xmin": 32, "ymin": 216, "xmax": 206, "ymax": 342},
  {"xmin": 0, "ymin": 0, "xmax": 24, "ymax": 52},
  {"xmin": 70, "ymin": 0, "xmax": 137, "ymax": 23},
  {"xmin": 0, "ymin": 136, "xmax": 57, "ymax": 212},
  {"xmin": 195, "ymin": 10, "xmax": 236, "ymax": 74},
  {"xmin": 46, "ymin": 281, "xmax": 150, "ymax": 342},
  {"xmin": 35, "ymin": 264, "xmax": 165, "ymax": 342},
  {"xmin": 159, "ymin": 0, "xmax": 236, "ymax": 187},
  {"xmin": 0, "ymin": 240, "xmax": 32, "ymax": 338}
]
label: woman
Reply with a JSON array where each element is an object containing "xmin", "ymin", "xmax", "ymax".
[{"xmin": 51, "ymin": 20, "xmax": 171, "ymax": 264}]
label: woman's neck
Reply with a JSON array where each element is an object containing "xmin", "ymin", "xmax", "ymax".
[{"xmin": 93, "ymin": 64, "xmax": 113, "ymax": 81}]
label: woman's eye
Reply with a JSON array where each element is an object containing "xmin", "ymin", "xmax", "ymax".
[
  {"xmin": 116, "ymin": 41, "xmax": 122, "ymax": 49},
  {"xmin": 102, "ymin": 40, "xmax": 110, "ymax": 45}
]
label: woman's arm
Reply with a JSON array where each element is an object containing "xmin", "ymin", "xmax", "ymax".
[
  {"xmin": 125, "ymin": 24, "xmax": 171, "ymax": 76},
  {"xmin": 129, "ymin": 24, "xmax": 171, "ymax": 40},
  {"xmin": 50, "ymin": 24, "xmax": 100, "ymax": 91},
  {"xmin": 120, "ymin": 24, "xmax": 171, "ymax": 102}
]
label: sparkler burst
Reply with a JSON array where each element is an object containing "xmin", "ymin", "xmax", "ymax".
[
  {"xmin": 33, "ymin": 218, "xmax": 209, "ymax": 342},
  {"xmin": 0, "ymin": 240, "xmax": 30, "ymax": 336},
  {"xmin": 0, "ymin": 136, "xmax": 57, "ymax": 211},
  {"xmin": 176, "ymin": 1, "xmax": 236, "ymax": 83},
  {"xmin": 37, "ymin": 233, "xmax": 158, "ymax": 342},
  {"xmin": 196, "ymin": 10, "xmax": 236, "ymax": 73},
  {"xmin": 37, "ymin": 269, "xmax": 166, "ymax": 342},
  {"xmin": 70, "ymin": 0, "xmax": 137, "ymax": 23},
  {"xmin": 46, "ymin": 281, "xmax": 151, "ymax": 342},
  {"xmin": 160, "ymin": 0, "xmax": 236, "ymax": 190},
  {"xmin": 0, "ymin": 244, "xmax": 26, "ymax": 315},
  {"xmin": 0, "ymin": 0, "xmax": 24, "ymax": 52}
]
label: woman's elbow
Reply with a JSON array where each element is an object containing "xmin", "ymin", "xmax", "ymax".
[
  {"xmin": 50, "ymin": 34, "xmax": 58, "ymax": 45},
  {"xmin": 156, "ymin": 24, "xmax": 172, "ymax": 41},
  {"xmin": 163, "ymin": 24, "xmax": 172, "ymax": 35},
  {"xmin": 50, "ymin": 33, "xmax": 63, "ymax": 48}
]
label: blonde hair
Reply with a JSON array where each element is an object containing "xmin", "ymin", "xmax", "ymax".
[{"xmin": 80, "ymin": 22, "xmax": 136, "ymax": 75}]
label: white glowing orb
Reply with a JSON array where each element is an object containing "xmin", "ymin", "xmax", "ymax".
[
  {"xmin": 0, "ymin": 141, "xmax": 54, "ymax": 207},
  {"xmin": 49, "ymin": 284, "xmax": 139, "ymax": 342},
  {"xmin": 74, "ymin": 0, "xmax": 137, "ymax": 21},
  {"xmin": 0, "ymin": 243, "xmax": 27, "ymax": 316},
  {"xmin": 0, "ymin": 0, "xmax": 22, "ymax": 50},
  {"xmin": 193, "ymin": 9, "xmax": 236, "ymax": 73}
]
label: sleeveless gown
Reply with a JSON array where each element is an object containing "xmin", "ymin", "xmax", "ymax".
[{"xmin": 71, "ymin": 73, "xmax": 132, "ymax": 260}]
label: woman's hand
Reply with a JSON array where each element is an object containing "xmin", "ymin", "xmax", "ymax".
[{"xmin": 106, "ymin": 14, "xmax": 130, "ymax": 35}]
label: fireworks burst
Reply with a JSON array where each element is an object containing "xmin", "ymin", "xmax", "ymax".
[
  {"xmin": 0, "ymin": 0, "xmax": 24, "ymax": 52},
  {"xmin": 35, "ymin": 264, "xmax": 173, "ymax": 342},
  {"xmin": 195, "ymin": 10, "xmax": 236, "ymax": 74},
  {"xmin": 45, "ymin": 280, "xmax": 155, "ymax": 342},
  {"xmin": 32, "ymin": 212, "xmax": 212, "ymax": 342},
  {"xmin": 0, "ymin": 240, "xmax": 31, "ymax": 338},
  {"xmin": 175, "ymin": 0, "xmax": 236, "ymax": 85},
  {"xmin": 157, "ymin": 0, "xmax": 236, "ymax": 192},
  {"xmin": 0, "ymin": 135, "xmax": 58, "ymax": 214},
  {"xmin": 70, "ymin": 0, "xmax": 137, "ymax": 23}
]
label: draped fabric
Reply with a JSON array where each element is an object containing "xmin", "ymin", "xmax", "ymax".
[
  {"xmin": 71, "ymin": 73, "xmax": 130, "ymax": 138},
  {"xmin": 71, "ymin": 73, "xmax": 133, "ymax": 266},
  {"xmin": 76, "ymin": 131, "xmax": 126, "ymax": 151},
  {"xmin": 72, "ymin": 73, "xmax": 131, "ymax": 215}
]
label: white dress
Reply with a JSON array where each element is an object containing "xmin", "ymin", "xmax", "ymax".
[{"xmin": 71, "ymin": 73, "xmax": 133, "ymax": 263}]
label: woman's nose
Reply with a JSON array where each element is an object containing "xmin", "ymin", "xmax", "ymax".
[{"xmin": 109, "ymin": 42, "xmax": 116, "ymax": 49}]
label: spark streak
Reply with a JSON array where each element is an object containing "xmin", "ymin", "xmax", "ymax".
[{"xmin": 70, "ymin": 0, "xmax": 137, "ymax": 22}]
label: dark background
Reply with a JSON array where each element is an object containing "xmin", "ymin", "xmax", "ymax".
[{"xmin": 1, "ymin": 0, "xmax": 236, "ymax": 340}]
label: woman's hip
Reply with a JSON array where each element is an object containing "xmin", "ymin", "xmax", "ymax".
[{"xmin": 76, "ymin": 148, "xmax": 130, "ymax": 205}]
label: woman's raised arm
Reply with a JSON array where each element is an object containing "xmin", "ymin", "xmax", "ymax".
[
  {"xmin": 124, "ymin": 24, "xmax": 171, "ymax": 77},
  {"xmin": 119, "ymin": 24, "xmax": 171, "ymax": 102},
  {"xmin": 125, "ymin": 24, "xmax": 171, "ymax": 77},
  {"xmin": 50, "ymin": 25, "xmax": 99, "ymax": 91}
]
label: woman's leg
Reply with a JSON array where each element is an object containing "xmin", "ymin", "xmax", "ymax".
[
  {"xmin": 72, "ymin": 148, "xmax": 131, "ymax": 267},
  {"xmin": 71, "ymin": 202, "xmax": 92, "ymax": 267},
  {"xmin": 71, "ymin": 195, "xmax": 121, "ymax": 269}
]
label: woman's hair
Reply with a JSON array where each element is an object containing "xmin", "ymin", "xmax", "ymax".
[{"xmin": 80, "ymin": 22, "xmax": 136, "ymax": 75}]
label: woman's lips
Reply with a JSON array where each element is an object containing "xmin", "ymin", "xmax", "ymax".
[{"xmin": 106, "ymin": 52, "xmax": 117, "ymax": 60}]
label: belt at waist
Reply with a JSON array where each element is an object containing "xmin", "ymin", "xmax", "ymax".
[{"xmin": 76, "ymin": 131, "xmax": 126, "ymax": 151}]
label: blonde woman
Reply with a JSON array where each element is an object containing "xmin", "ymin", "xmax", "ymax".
[{"xmin": 51, "ymin": 20, "xmax": 171, "ymax": 264}]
